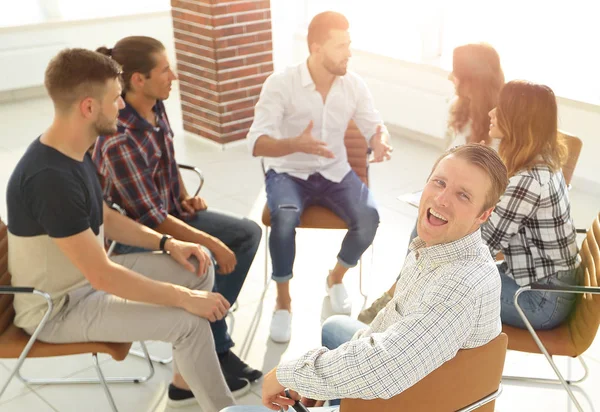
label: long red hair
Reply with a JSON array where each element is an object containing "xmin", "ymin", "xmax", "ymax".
[
  {"xmin": 449, "ymin": 43, "xmax": 504, "ymax": 145},
  {"xmin": 496, "ymin": 80, "xmax": 567, "ymax": 177}
]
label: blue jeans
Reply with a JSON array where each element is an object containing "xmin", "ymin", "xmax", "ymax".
[
  {"xmin": 115, "ymin": 208, "xmax": 262, "ymax": 353},
  {"xmin": 321, "ymin": 315, "xmax": 368, "ymax": 406},
  {"xmin": 266, "ymin": 170, "xmax": 379, "ymax": 282},
  {"xmin": 499, "ymin": 262, "xmax": 577, "ymax": 330}
]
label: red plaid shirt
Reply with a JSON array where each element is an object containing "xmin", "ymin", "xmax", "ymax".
[{"xmin": 93, "ymin": 100, "xmax": 189, "ymax": 228}]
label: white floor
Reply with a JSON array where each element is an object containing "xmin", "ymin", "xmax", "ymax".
[{"xmin": 0, "ymin": 95, "xmax": 599, "ymax": 412}]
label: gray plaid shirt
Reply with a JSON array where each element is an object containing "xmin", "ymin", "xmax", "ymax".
[
  {"xmin": 277, "ymin": 230, "xmax": 501, "ymax": 400},
  {"xmin": 482, "ymin": 165, "xmax": 579, "ymax": 286}
]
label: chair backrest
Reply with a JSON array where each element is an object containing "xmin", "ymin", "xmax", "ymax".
[
  {"xmin": 559, "ymin": 130, "xmax": 582, "ymax": 187},
  {"xmin": 568, "ymin": 212, "xmax": 600, "ymax": 355},
  {"xmin": 0, "ymin": 218, "xmax": 15, "ymax": 336},
  {"xmin": 344, "ymin": 121, "xmax": 369, "ymax": 186},
  {"xmin": 340, "ymin": 333, "xmax": 508, "ymax": 412}
]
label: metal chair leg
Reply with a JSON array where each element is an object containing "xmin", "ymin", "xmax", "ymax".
[
  {"xmin": 239, "ymin": 280, "xmax": 271, "ymax": 360},
  {"xmin": 503, "ymin": 355, "xmax": 589, "ymax": 386},
  {"xmin": 17, "ymin": 341, "xmax": 155, "ymax": 385},
  {"xmin": 93, "ymin": 353, "xmax": 119, "ymax": 412},
  {"xmin": 457, "ymin": 384, "xmax": 503, "ymax": 412},
  {"xmin": 0, "ymin": 291, "xmax": 53, "ymax": 400},
  {"xmin": 129, "ymin": 342, "xmax": 172, "ymax": 365},
  {"xmin": 503, "ymin": 287, "xmax": 585, "ymax": 412}
]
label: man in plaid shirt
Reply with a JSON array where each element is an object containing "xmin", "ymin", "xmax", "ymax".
[
  {"xmin": 222, "ymin": 144, "xmax": 510, "ymax": 411},
  {"xmin": 92, "ymin": 36, "xmax": 262, "ymax": 404}
]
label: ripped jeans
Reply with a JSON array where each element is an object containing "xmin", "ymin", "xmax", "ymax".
[{"xmin": 265, "ymin": 170, "xmax": 379, "ymax": 282}]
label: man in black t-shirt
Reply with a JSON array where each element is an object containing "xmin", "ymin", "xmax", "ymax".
[{"xmin": 6, "ymin": 48, "xmax": 235, "ymax": 412}]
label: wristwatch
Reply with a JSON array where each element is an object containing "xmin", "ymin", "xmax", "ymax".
[{"xmin": 159, "ymin": 234, "xmax": 173, "ymax": 252}]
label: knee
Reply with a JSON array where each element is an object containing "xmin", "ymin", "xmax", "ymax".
[
  {"xmin": 270, "ymin": 206, "xmax": 301, "ymax": 233},
  {"xmin": 321, "ymin": 315, "xmax": 349, "ymax": 348},
  {"xmin": 243, "ymin": 219, "xmax": 262, "ymax": 246},
  {"xmin": 184, "ymin": 312, "xmax": 212, "ymax": 340},
  {"xmin": 188, "ymin": 253, "xmax": 215, "ymax": 291},
  {"xmin": 354, "ymin": 206, "xmax": 379, "ymax": 238}
]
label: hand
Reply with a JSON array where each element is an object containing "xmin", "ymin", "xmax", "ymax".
[
  {"xmin": 181, "ymin": 196, "xmax": 208, "ymax": 213},
  {"xmin": 262, "ymin": 368, "xmax": 296, "ymax": 411},
  {"xmin": 292, "ymin": 121, "xmax": 335, "ymax": 159},
  {"xmin": 181, "ymin": 289, "xmax": 230, "ymax": 322},
  {"xmin": 211, "ymin": 241, "xmax": 237, "ymax": 275},
  {"xmin": 301, "ymin": 397, "xmax": 325, "ymax": 407},
  {"xmin": 165, "ymin": 238, "xmax": 211, "ymax": 277},
  {"xmin": 370, "ymin": 125, "xmax": 393, "ymax": 162}
]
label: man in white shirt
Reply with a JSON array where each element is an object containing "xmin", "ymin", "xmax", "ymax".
[
  {"xmin": 247, "ymin": 11, "xmax": 392, "ymax": 343},
  {"xmin": 221, "ymin": 144, "xmax": 509, "ymax": 411}
]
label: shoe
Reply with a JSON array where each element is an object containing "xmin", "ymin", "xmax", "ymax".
[
  {"xmin": 167, "ymin": 376, "xmax": 250, "ymax": 407},
  {"xmin": 270, "ymin": 309, "xmax": 292, "ymax": 343},
  {"xmin": 357, "ymin": 291, "xmax": 392, "ymax": 324},
  {"xmin": 326, "ymin": 275, "xmax": 351, "ymax": 315},
  {"xmin": 167, "ymin": 383, "xmax": 198, "ymax": 408},
  {"xmin": 219, "ymin": 350, "xmax": 263, "ymax": 382}
]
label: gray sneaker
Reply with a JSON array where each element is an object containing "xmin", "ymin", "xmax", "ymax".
[{"xmin": 358, "ymin": 291, "xmax": 392, "ymax": 324}]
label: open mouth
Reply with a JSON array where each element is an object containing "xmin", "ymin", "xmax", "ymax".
[{"xmin": 427, "ymin": 208, "xmax": 448, "ymax": 226}]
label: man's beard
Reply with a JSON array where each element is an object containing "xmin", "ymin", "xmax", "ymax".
[
  {"xmin": 323, "ymin": 56, "xmax": 347, "ymax": 76},
  {"xmin": 94, "ymin": 114, "xmax": 118, "ymax": 136}
]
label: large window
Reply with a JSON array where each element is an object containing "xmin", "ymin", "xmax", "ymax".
[
  {"xmin": 0, "ymin": 0, "xmax": 170, "ymax": 27},
  {"xmin": 302, "ymin": 0, "xmax": 600, "ymax": 105}
]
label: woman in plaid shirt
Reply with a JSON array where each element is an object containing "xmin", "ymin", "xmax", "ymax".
[
  {"xmin": 362, "ymin": 80, "xmax": 580, "ymax": 331},
  {"xmin": 483, "ymin": 80, "xmax": 579, "ymax": 330}
]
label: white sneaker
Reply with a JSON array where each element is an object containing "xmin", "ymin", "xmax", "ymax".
[
  {"xmin": 326, "ymin": 276, "xmax": 352, "ymax": 314},
  {"xmin": 270, "ymin": 309, "xmax": 292, "ymax": 343}
]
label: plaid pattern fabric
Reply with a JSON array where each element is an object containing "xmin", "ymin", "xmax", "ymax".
[
  {"xmin": 92, "ymin": 100, "xmax": 188, "ymax": 228},
  {"xmin": 277, "ymin": 230, "xmax": 501, "ymax": 401},
  {"xmin": 482, "ymin": 165, "xmax": 579, "ymax": 286}
]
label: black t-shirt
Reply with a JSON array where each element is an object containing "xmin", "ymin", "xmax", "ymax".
[{"xmin": 7, "ymin": 137, "xmax": 103, "ymax": 238}]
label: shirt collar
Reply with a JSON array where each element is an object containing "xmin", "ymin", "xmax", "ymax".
[
  {"xmin": 118, "ymin": 98, "xmax": 166, "ymax": 132},
  {"xmin": 409, "ymin": 229, "xmax": 484, "ymax": 265},
  {"xmin": 299, "ymin": 59, "xmax": 315, "ymax": 89}
]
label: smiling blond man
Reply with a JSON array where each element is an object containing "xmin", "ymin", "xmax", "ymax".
[{"xmin": 221, "ymin": 143, "xmax": 509, "ymax": 411}]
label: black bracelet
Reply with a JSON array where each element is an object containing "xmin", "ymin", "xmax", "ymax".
[{"xmin": 159, "ymin": 234, "xmax": 173, "ymax": 251}]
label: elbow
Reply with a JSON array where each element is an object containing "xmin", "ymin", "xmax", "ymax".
[{"xmin": 84, "ymin": 262, "xmax": 114, "ymax": 292}]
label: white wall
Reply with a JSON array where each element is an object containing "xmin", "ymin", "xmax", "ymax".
[
  {"xmin": 281, "ymin": 31, "xmax": 600, "ymax": 189},
  {"xmin": 1, "ymin": 6, "xmax": 599, "ymax": 189},
  {"xmin": 0, "ymin": 10, "xmax": 183, "ymax": 133}
]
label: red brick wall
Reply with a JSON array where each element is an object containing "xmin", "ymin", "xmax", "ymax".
[{"xmin": 171, "ymin": 0, "xmax": 274, "ymax": 143}]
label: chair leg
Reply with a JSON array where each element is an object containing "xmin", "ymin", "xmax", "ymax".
[
  {"xmin": 456, "ymin": 384, "xmax": 503, "ymax": 412},
  {"xmin": 17, "ymin": 341, "xmax": 155, "ymax": 385},
  {"xmin": 264, "ymin": 225, "xmax": 269, "ymax": 286},
  {"xmin": 1, "ymin": 291, "xmax": 53, "ymax": 400},
  {"xmin": 129, "ymin": 342, "xmax": 173, "ymax": 366},
  {"xmin": 503, "ymin": 355, "xmax": 589, "ymax": 386},
  {"xmin": 0, "ymin": 342, "xmax": 31, "ymax": 400},
  {"xmin": 503, "ymin": 287, "xmax": 585, "ymax": 412},
  {"xmin": 239, "ymin": 279, "xmax": 271, "ymax": 360},
  {"xmin": 93, "ymin": 353, "xmax": 119, "ymax": 412},
  {"xmin": 238, "ymin": 225, "xmax": 272, "ymax": 360}
]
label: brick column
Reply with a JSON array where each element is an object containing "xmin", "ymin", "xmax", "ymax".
[{"xmin": 171, "ymin": 0, "xmax": 274, "ymax": 143}]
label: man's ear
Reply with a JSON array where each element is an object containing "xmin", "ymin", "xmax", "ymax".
[
  {"xmin": 78, "ymin": 97, "xmax": 95, "ymax": 120},
  {"xmin": 477, "ymin": 206, "xmax": 495, "ymax": 225},
  {"xmin": 130, "ymin": 72, "xmax": 145, "ymax": 90}
]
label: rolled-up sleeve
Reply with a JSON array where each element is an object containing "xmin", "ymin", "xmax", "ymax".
[
  {"xmin": 99, "ymin": 137, "xmax": 168, "ymax": 228},
  {"xmin": 246, "ymin": 73, "xmax": 286, "ymax": 155}
]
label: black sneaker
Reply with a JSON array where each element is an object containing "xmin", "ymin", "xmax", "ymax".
[
  {"xmin": 167, "ymin": 383, "xmax": 197, "ymax": 408},
  {"xmin": 219, "ymin": 350, "xmax": 263, "ymax": 382},
  {"xmin": 167, "ymin": 376, "xmax": 250, "ymax": 407}
]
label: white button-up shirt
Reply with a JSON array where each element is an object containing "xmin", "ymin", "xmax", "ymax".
[
  {"xmin": 247, "ymin": 61, "xmax": 385, "ymax": 183},
  {"xmin": 276, "ymin": 229, "xmax": 502, "ymax": 401}
]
